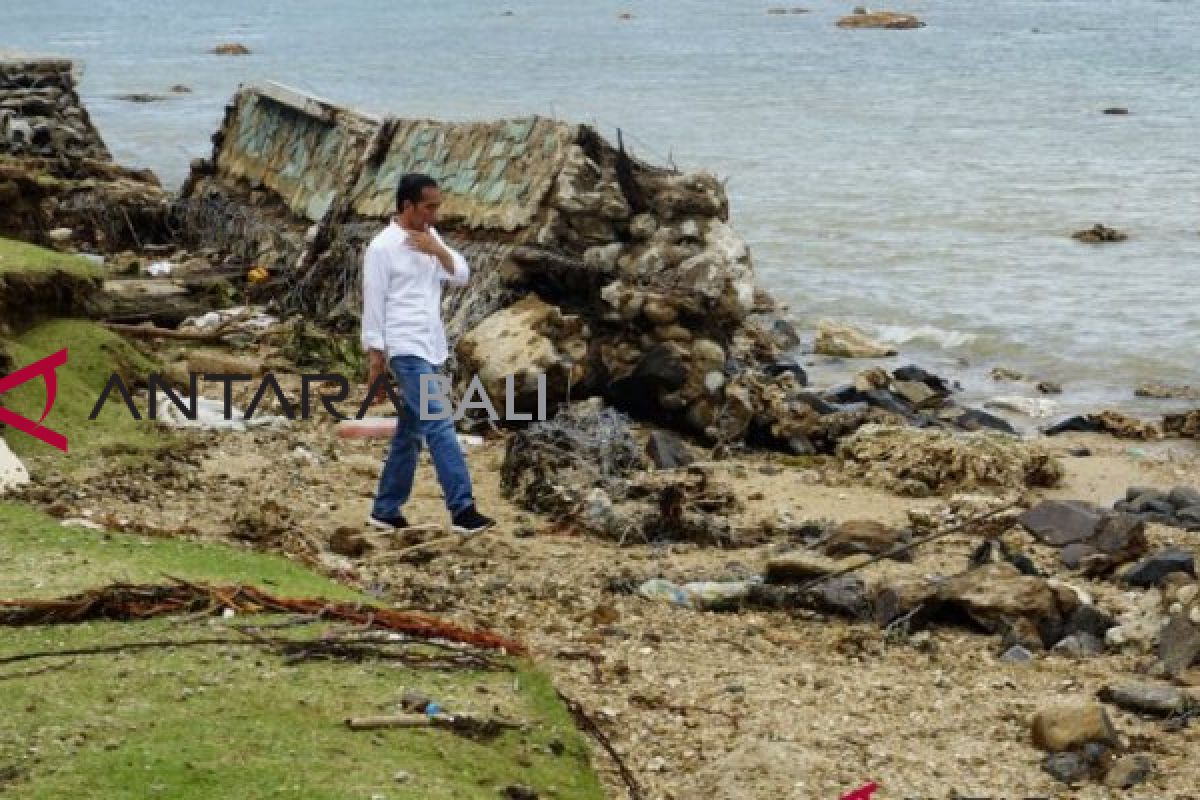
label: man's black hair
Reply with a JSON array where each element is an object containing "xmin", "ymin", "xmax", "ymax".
[{"xmin": 396, "ymin": 173, "xmax": 438, "ymax": 212}]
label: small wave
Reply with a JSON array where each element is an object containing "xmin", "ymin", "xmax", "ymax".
[{"xmin": 873, "ymin": 324, "xmax": 978, "ymax": 350}]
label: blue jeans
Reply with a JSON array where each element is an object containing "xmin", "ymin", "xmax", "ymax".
[{"xmin": 371, "ymin": 355, "xmax": 474, "ymax": 518}]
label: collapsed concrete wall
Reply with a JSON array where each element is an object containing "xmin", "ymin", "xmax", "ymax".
[
  {"xmin": 177, "ymin": 83, "xmax": 843, "ymax": 448},
  {"xmin": 0, "ymin": 57, "xmax": 166, "ymax": 249}
]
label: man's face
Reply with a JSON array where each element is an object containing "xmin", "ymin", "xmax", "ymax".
[{"xmin": 407, "ymin": 186, "xmax": 442, "ymax": 230}]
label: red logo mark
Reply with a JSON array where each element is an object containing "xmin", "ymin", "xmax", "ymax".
[
  {"xmin": 0, "ymin": 348, "xmax": 68, "ymax": 452},
  {"xmin": 841, "ymin": 783, "xmax": 880, "ymax": 800}
]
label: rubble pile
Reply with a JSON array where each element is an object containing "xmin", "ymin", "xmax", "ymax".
[
  {"xmin": 500, "ymin": 400, "xmax": 738, "ymax": 543},
  {"xmin": 0, "ymin": 57, "xmax": 166, "ymax": 248},
  {"xmin": 178, "ymin": 81, "xmax": 1064, "ymax": 461},
  {"xmin": 836, "ymin": 424, "xmax": 1064, "ymax": 496},
  {"xmin": 177, "ymin": 82, "xmax": 878, "ymax": 448}
]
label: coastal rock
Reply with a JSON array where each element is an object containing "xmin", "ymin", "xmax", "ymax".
[
  {"xmin": 1163, "ymin": 408, "xmax": 1200, "ymax": 439},
  {"xmin": 990, "ymin": 366, "xmax": 1024, "ymax": 382},
  {"xmin": 764, "ymin": 551, "xmax": 843, "ymax": 584},
  {"xmin": 892, "ymin": 379, "xmax": 944, "ymax": 410},
  {"xmin": 1045, "ymin": 411, "xmax": 1159, "ymax": 439},
  {"xmin": 1036, "ymin": 380, "xmax": 1063, "ymax": 395},
  {"xmin": 814, "ymin": 319, "xmax": 897, "ymax": 358},
  {"xmin": 1104, "ymin": 755, "xmax": 1153, "ymax": 790},
  {"xmin": 1051, "ymin": 632, "xmax": 1106, "ymax": 658},
  {"xmin": 1157, "ymin": 598, "xmax": 1200, "ymax": 677},
  {"xmin": 456, "ymin": 295, "xmax": 590, "ymax": 417},
  {"xmin": 1136, "ymin": 382, "xmax": 1200, "ymax": 400},
  {"xmin": 1042, "ymin": 751, "xmax": 1091, "ymax": 784},
  {"xmin": 836, "ymin": 10, "xmax": 925, "ymax": 29},
  {"xmin": 839, "ymin": 424, "xmax": 1062, "ymax": 497},
  {"xmin": 1031, "ymin": 702, "xmax": 1119, "ymax": 752},
  {"xmin": 211, "ymin": 43, "xmax": 251, "ymax": 56},
  {"xmin": 822, "ymin": 519, "xmax": 910, "ymax": 559},
  {"xmin": 941, "ymin": 407, "xmax": 1018, "ymax": 435},
  {"xmin": 1098, "ymin": 683, "xmax": 1192, "ymax": 717},
  {"xmin": 1167, "ymin": 486, "xmax": 1200, "ymax": 510},
  {"xmin": 116, "ymin": 93, "xmax": 166, "ymax": 103},
  {"xmin": 1021, "ymin": 500, "xmax": 1148, "ymax": 571},
  {"xmin": 938, "ymin": 563, "xmax": 1080, "ymax": 641},
  {"xmin": 892, "ymin": 364, "xmax": 952, "ymax": 395},
  {"xmin": 1121, "ymin": 548, "xmax": 1196, "ymax": 588},
  {"xmin": 1072, "ymin": 223, "xmax": 1127, "ymax": 243}
]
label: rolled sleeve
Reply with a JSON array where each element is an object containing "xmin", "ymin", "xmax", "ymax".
[
  {"xmin": 434, "ymin": 230, "xmax": 470, "ymax": 287},
  {"xmin": 360, "ymin": 243, "xmax": 387, "ymax": 352}
]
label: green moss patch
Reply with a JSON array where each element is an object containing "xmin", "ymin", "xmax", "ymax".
[
  {"xmin": 0, "ymin": 238, "xmax": 102, "ymax": 332},
  {"xmin": 2, "ymin": 318, "xmax": 165, "ymax": 469}
]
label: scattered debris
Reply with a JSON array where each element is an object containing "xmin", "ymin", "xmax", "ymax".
[
  {"xmin": 344, "ymin": 711, "xmax": 524, "ymax": 741},
  {"xmin": 0, "ymin": 581, "xmax": 527, "ymax": 654},
  {"xmin": 0, "ymin": 438, "xmax": 30, "ymax": 493}
]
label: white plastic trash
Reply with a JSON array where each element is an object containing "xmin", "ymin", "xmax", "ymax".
[{"xmin": 0, "ymin": 438, "xmax": 31, "ymax": 494}]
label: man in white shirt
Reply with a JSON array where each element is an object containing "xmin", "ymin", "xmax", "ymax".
[{"xmin": 361, "ymin": 173, "xmax": 495, "ymax": 535}]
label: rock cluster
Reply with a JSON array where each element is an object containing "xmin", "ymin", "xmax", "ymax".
[
  {"xmin": 838, "ymin": 424, "xmax": 1063, "ymax": 496},
  {"xmin": 1044, "ymin": 410, "xmax": 1160, "ymax": 439},
  {"xmin": 0, "ymin": 57, "xmax": 165, "ymax": 248},
  {"xmin": 836, "ymin": 10, "xmax": 925, "ymax": 29},
  {"xmin": 0, "ymin": 59, "xmax": 110, "ymax": 161},
  {"xmin": 1111, "ymin": 485, "xmax": 1200, "ymax": 531},
  {"xmin": 1164, "ymin": 408, "xmax": 1200, "ymax": 439},
  {"xmin": 1072, "ymin": 223, "xmax": 1127, "ymax": 243}
]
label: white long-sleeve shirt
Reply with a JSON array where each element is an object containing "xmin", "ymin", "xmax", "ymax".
[{"xmin": 360, "ymin": 221, "xmax": 469, "ymax": 365}]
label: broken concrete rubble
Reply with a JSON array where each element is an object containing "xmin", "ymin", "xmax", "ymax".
[
  {"xmin": 177, "ymin": 81, "xmax": 827, "ymax": 445},
  {"xmin": 0, "ymin": 57, "xmax": 167, "ymax": 249}
]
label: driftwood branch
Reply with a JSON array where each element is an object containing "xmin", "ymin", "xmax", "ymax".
[
  {"xmin": 558, "ymin": 689, "xmax": 644, "ymax": 800},
  {"xmin": 101, "ymin": 321, "xmax": 231, "ymax": 341}
]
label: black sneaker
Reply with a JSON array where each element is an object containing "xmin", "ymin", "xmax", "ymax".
[
  {"xmin": 367, "ymin": 512, "xmax": 408, "ymax": 531},
  {"xmin": 451, "ymin": 505, "xmax": 495, "ymax": 536}
]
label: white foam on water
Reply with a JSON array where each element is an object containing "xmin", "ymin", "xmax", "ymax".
[{"xmin": 872, "ymin": 324, "xmax": 979, "ymax": 351}]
